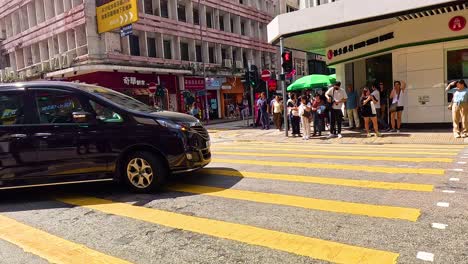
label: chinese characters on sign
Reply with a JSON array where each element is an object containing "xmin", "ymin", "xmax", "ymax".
[
  {"xmin": 123, "ymin": 76, "xmax": 146, "ymax": 86},
  {"xmin": 184, "ymin": 78, "xmax": 205, "ymax": 90},
  {"xmin": 327, "ymin": 32, "xmax": 394, "ymax": 60},
  {"xmin": 96, "ymin": 0, "xmax": 139, "ymax": 34}
]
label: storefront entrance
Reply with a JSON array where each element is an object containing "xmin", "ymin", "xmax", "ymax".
[{"xmin": 366, "ymin": 53, "xmax": 393, "ymax": 90}]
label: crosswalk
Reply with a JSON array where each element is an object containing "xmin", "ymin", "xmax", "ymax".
[{"xmin": 0, "ymin": 142, "xmax": 466, "ymax": 264}]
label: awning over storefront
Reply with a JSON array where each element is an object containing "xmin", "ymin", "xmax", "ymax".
[{"xmin": 268, "ymin": 0, "xmax": 465, "ymax": 55}]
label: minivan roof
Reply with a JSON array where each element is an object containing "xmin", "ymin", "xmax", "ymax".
[{"xmin": 0, "ymin": 81, "xmax": 80, "ymax": 89}]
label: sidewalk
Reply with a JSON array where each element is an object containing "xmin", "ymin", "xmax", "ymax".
[{"xmin": 206, "ymin": 121, "xmax": 467, "ymax": 145}]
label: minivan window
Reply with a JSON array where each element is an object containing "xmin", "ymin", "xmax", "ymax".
[
  {"xmin": 77, "ymin": 84, "xmax": 158, "ymax": 113},
  {"xmin": 34, "ymin": 90, "xmax": 84, "ymax": 124},
  {"xmin": 89, "ymin": 100, "xmax": 124, "ymax": 123},
  {"xmin": 0, "ymin": 92, "xmax": 24, "ymax": 125}
]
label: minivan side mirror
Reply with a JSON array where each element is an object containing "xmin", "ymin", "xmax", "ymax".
[{"xmin": 72, "ymin": 111, "xmax": 94, "ymax": 123}]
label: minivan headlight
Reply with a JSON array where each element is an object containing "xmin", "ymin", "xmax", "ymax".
[{"xmin": 158, "ymin": 119, "xmax": 188, "ymax": 131}]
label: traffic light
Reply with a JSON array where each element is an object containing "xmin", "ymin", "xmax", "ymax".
[
  {"xmin": 282, "ymin": 50, "xmax": 293, "ymax": 73},
  {"xmin": 249, "ymin": 65, "xmax": 259, "ymax": 87}
]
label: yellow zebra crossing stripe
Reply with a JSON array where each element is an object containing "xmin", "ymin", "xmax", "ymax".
[
  {"xmin": 167, "ymin": 184, "xmax": 421, "ymax": 221},
  {"xmin": 200, "ymin": 169, "xmax": 434, "ymax": 192},
  {"xmin": 0, "ymin": 214, "xmax": 132, "ymax": 264},
  {"xmin": 224, "ymin": 142, "xmax": 464, "ymax": 152},
  {"xmin": 213, "ymin": 158, "xmax": 445, "ymax": 175},
  {"xmin": 213, "ymin": 151, "xmax": 453, "ymax": 163},
  {"xmin": 57, "ymin": 196, "xmax": 399, "ymax": 264},
  {"xmin": 212, "ymin": 145, "xmax": 457, "ymax": 156}
]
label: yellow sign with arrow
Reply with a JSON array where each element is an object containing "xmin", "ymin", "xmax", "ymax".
[{"xmin": 96, "ymin": 0, "xmax": 139, "ymax": 34}]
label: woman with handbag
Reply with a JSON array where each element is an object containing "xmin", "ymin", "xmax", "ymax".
[
  {"xmin": 446, "ymin": 80, "xmax": 468, "ymax": 138},
  {"xmin": 298, "ymin": 96, "xmax": 312, "ymax": 140},
  {"xmin": 389, "ymin": 80, "xmax": 406, "ymax": 133},
  {"xmin": 360, "ymin": 88, "xmax": 381, "ymax": 137}
]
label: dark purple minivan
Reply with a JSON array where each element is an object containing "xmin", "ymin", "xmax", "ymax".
[{"xmin": 0, "ymin": 81, "xmax": 210, "ymax": 192}]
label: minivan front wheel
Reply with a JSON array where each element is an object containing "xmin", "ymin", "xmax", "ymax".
[{"xmin": 123, "ymin": 151, "xmax": 167, "ymax": 192}]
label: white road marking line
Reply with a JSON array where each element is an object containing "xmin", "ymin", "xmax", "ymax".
[
  {"xmin": 431, "ymin": 223, "xmax": 448, "ymax": 230},
  {"xmin": 442, "ymin": 190, "xmax": 456, "ymax": 193},
  {"xmin": 436, "ymin": 202, "xmax": 450, "ymax": 207},
  {"xmin": 449, "ymin": 178, "xmax": 460, "ymax": 181},
  {"xmin": 416, "ymin": 251, "xmax": 434, "ymax": 262},
  {"xmin": 457, "ymin": 161, "xmax": 467, "ymax": 164},
  {"xmin": 452, "ymin": 169, "xmax": 464, "ymax": 172}
]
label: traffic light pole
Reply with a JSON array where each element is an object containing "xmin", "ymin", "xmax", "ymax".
[{"xmin": 280, "ymin": 37, "xmax": 288, "ymax": 137}]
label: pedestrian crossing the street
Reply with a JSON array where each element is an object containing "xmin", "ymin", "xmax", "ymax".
[{"xmin": 0, "ymin": 142, "xmax": 466, "ymax": 264}]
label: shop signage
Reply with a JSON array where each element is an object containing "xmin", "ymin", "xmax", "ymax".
[
  {"xmin": 311, "ymin": 54, "xmax": 326, "ymax": 62},
  {"xmin": 418, "ymin": 95, "xmax": 430, "ymax": 105},
  {"xmin": 206, "ymin": 77, "xmax": 225, "ymax": 90},
  {"xmin": 184, "ymin": 77, "xmax": 205, "ymax": 90},
  {"xmin": 449, "ymin": 16, "xmax": 466, "ymax": 32},
  {"xmin": 123, "ymin": 76, "xmax": 146, "ymax": 86},
  {"xmin": 221, "ymin": 83, "xmax": 232, "ymax": 90},
  {"xmin": 120, "ymin": 24, "xmax": 133, "ymax": 37},
  {"xmin": 327, "ymin": 32, "xmax": 394, "ymax": 60},
  {"xmin": 96, "ymin": 0, "xmax": 139, "ymax": 34}
]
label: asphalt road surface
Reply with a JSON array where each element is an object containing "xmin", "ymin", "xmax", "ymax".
[{"xmin": 0, "ymin": 134, "xmax": 467, "ymax": 264}]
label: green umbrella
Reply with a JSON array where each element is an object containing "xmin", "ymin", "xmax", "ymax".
[
  {"xmin": 328, "ymin": 74, "xmax": 336, "ymax": 83},
  {"xmin": 287, "ymin": 74, "xmax": 332, "ymax": 92}
]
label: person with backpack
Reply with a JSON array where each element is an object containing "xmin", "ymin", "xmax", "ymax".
[
  {"xmin": 311, "ymin": 93, "xmax": 325, "ymax": 137},
  {"xmin": 325, "ymin": 81, "xmax": 347, "ymax": 138}
]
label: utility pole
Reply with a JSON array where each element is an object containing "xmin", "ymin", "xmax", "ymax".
[
  {"xmin": 248, "ymin": 62, "xmax": 255, "ymax": 127},
  {"xmin": 280, "ymin": 37, "xmax": 288, "ymax": 137},
  {"xmin": 198, "ymin": 0, "xmax": 209, "ymax": 124}
]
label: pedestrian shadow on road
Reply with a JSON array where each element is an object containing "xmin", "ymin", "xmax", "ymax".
[{"xmin": 0, "ymin": 167, "xmax": 243, "ymax": 213}]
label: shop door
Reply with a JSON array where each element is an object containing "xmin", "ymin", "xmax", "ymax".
[{"xmin": 366, "ymin": 54, "xmax": 393, "ymax": 90}]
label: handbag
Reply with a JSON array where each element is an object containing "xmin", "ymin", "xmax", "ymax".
[{"xmin": 389, "ymin": 90, "xmax": 401, "ymax": 112}]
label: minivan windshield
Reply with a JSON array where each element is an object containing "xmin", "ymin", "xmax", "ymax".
[{"xmin": 77, "ymin": 84, "xmax": 159, "ymax": 113}]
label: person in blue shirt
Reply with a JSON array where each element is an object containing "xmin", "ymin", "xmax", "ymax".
[
  {"xmin": 346, "ymin": 84, "xmax": 360, "ymax": 129},
  {"xmin": 446, "ymin": 79, "xmax": 468, "ymax": 138}
]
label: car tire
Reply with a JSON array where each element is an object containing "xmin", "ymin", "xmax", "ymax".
[{"xmin": 122, "ymin": 151, "xmax": 167, "ymax": 193}]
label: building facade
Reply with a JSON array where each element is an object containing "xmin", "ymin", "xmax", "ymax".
[
  {"xmin": 269, "ymin": 0, "xmax": 467, "ymax": 124},
  {"xmin": 0, "ymin": 0, "xmax": 279, "ymax": 119}
]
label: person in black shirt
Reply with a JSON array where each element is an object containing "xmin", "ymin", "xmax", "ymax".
[{"xmin": 360, "ymin": 87, "xmax": 381, "ymax": 138}]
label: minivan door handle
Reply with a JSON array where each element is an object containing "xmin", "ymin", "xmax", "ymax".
[
  {"xmin": 34, "ymin": 133, "xmax": 52, "ymax": 137},
  {"xmin": 9, "ymin": 134, "xmax": 27, "ymax": 139}
]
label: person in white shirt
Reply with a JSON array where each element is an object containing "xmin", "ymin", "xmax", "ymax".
[{"xmin": 325, "ymin": 81, "xmax": 347, "ymax": 138}]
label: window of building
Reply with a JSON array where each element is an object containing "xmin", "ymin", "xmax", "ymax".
[
  {"xmin": 0, "ymin": 92, "xmax": 24, "ymax": 125},
  {"xmin": 196, "ymin": 45, "xmax": 202, "ymax": 62},
  {"xmin": 180, "ymin": 42, "xmax": 189, "ymax": 61},
  {"xmin": 209, "ymin": 47, "xmax": 215, "ymax": 63},
  {"xmin": 144, "ymin": 0, "xmax": 153, "ymax": 15},
  {"xmin": 286, "ymin": 5, "xmax": 298, "ymax": 12},
  {"xmin": 219, "ymin": 15, "xmax": 225, "ymax": 31},
  {"xmin": 294, "ymin": 59, "xmax": 306, "ymax": 76},
  {"xmin": 34, "ymin": 90, "xmax": 83, "ymax": 124},
  {"xmin": 221, "ymin": 48, "xmax": 227, "ymax": 61},
  {"xmin": 193, "ymin": 8, "xmax": 199, "ymax": 25},
  {"xmin": 230, "ymin": 18, "xmax": 234, "ymax": 33},
  {"xmin": 160, "ymin": 0, "xmax": 169, "ymax": 18},
  {"xmin": 129, "ymin": 35, "xmax": 140, "ymax": 56},
  {"xmin": 177, "ymin": 4, "xmax": 186, "ymax": 22},
  {"xmin": 239, "ymin": 0, "xmax": 244, "ymax": 4},
  {"xmin": 240, "ymin": 22, "xmax": 245, "ymax": 35},
  {"xmin": 206, "ymin": 12, "xmax": 213, "ymax": 28},
  {"xmin": 163, "ymin": 40, "xmax": 172, "ymax": 59},
  {"xmin": 447, "ymin": 49, "xmax": 468, "ymax": 102},
  {"xmin": 147, "ymin": 37, "xmax": 156, "ymax": 58}
]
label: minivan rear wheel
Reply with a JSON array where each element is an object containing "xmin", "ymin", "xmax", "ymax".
[{"xmin": 122, "ymin": 151, "xmax": 167, "ymax": 192}]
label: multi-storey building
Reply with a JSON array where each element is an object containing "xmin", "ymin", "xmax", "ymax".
[{"xmin": 0, "ymin": 0, "xmax": 279, "ymax": 119}]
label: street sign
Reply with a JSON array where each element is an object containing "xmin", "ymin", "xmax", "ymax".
[
  {"xmin": 148, "ymin": 82, "xmax": 157, "ymax": 94},
  {"xmin": 261, "ymin": 70, "xmax": 271, "ymax": 82},
  {"xmin": 120, "ymin": 24, "xmax": 133, "ymax": 37},
  {"xmin": 96, "ymin": 0, "xmax": 139, "ymax": 34}
]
